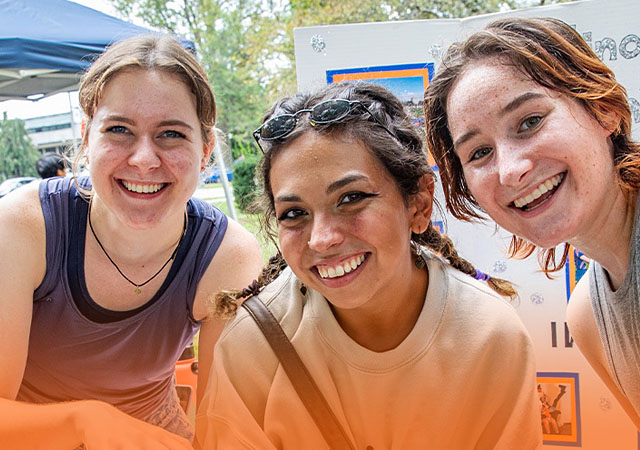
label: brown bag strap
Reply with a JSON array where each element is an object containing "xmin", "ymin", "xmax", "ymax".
[{"xmin": 242, "ymin": 296, "xmax": 354, "ymax": 450}]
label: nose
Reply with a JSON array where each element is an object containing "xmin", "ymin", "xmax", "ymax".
[
  {"xmin": 496, "ymin": 142, "xmax": 534, "ymax": 188},
  {"xmin": 128, "ymin": 136, "xmax": 161, "ymax": 172},
  {"xmin": 307, "ymin": 214, "xmax": 344, "ymax": 253}
]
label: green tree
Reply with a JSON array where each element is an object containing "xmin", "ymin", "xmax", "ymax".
[
  {"xmin": 0, "ymin": 115, "xmax": 39, "ymax": 182},
  {"xmin": 113, "ymin": 0, "xmax": 277, "ymax": 148},
  {"xmin": 110, "ymin": 0, "xmax": 572, "ymax": 153},
  {"xmin": 232, "ymin": 156, "xmax": 260, "ymax": 212},
  {"xmin": 276, "ymin": 0, "xmax": 571, "ymax": 92}
]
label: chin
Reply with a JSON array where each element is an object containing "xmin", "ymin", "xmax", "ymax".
[{"xmin": 520, "ymin": 229, "xmax": 572, "ymax": 250}]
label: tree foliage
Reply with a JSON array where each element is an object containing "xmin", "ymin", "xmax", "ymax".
[
  {"xmin": 0, "ymin": 115, "xmax": 39, "ymax": 182},
  {"xmin": 110, "ymin": 0, "xmax": 571, "ymax": 154},
  {"xmin": 113, "ymin": 0, "xmax": 276, "ymax": 145},
  {"xmin": 232, "ymin": 156, "xmax": 260, "ymax": 212}
]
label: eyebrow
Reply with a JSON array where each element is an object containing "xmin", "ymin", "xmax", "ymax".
[
  {"xmin": 500, "ymin": 92, "xmax": 546, "ymax": 115},
  {"xmin": 274, "ymin": 174, "xmax": 367, "ymax": 204},
  {"xmin": 452, "ymin": 91, "xmax": 546, "ymax": 149},
  {"xmin": 326, "ymin": 174, "xmax": 367, "ymax": 195},
  {"xmin": 102, "ymin": 115, "xmax": 194, "ymax": 130},
  {"xmin": 275, "ymin": 194, "xmax": 302, "ymax": 203},
  {"xmin": 103, "ymin": 115, "xmax": 134, "ymax": 125}
]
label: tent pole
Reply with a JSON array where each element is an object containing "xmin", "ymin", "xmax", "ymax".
[{"xmin": 213, "ymin": 139, "xmax": 237, "ymax": 221}]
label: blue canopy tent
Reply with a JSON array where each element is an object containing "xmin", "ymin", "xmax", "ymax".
[{"xmin": 0, "ymin": 0, "xmax": 194, "ymax": 101}]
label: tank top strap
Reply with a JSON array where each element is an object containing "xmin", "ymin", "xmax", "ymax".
[{"xmin": 34, "ymin": 176, "xmax": 82, "ymax": 300}]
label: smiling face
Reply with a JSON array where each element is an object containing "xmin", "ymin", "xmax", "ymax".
[
  {"xmin": 446, "ymin": 58, "xmax": 621, "ymax": 248},
  {"xmin": 86, "ymin": 68, "xmax": 211, "ymax": 228},
  {"xmin": 270, "ymin": 131, "xmax": 428, "ymax": 314}
]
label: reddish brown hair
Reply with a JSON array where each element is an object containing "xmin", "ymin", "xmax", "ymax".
[{"xmin": 424, "ymin": 17, "xmax": 640, "ymax": 273}]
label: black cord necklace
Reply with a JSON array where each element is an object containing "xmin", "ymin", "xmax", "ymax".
[{"xmin": 87, "ymin": 198, "xmax": 187, "ymax": 295}]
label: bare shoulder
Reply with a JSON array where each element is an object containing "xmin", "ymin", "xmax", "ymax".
[
  {"xmin": 567, "ymin": 272, "xmax": 640, "ymax": 427},
  {"xmin": 192, "ymin": 218, "xmax": 263, "ymax": 319},
  {"xmin": 0, "ymin": 182, "xmax": 46, "ymax": 274},
  {"xmin": 217, "ymin": 218, "xmax": 263, "ymax": 264},
  {"xmin": 208, "ymin": 218, "xmax": 263, "ymax": 285}
]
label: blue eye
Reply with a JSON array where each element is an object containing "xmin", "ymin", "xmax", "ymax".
[
  {"xmin": 106, "ymin": 125, "xmax": 128, "ymax": 134},
  {"xmin": 519, "ymin": 115, "xmax": 542, "ymax": 132},
  {"xmin": 277, "ymin": 208, "xmax": 307, "ymax": 222},
  {"xmin": 339, "ymin": 191, "xmax": 378, "ymax": 205},
  {"xmin": 163, "ymin": 130, "xmax": 186, "ymax": 139},
  {"xmin": 469, "ymin": 147, "xmax": 492, "ymax": 162}
]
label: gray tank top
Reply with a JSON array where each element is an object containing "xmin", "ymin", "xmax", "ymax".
[
  {"xmin": 17, "ymin": 177, "xmax": 228, "ymax": 420},
  {"xmin": 589, "ymin": 195, "xmax": 640, "ymax": 417}
]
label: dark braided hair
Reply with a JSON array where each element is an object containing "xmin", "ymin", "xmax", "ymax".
[{"xmin": 213, "ymin": 81, "xmax": 515, "ymax": 319}]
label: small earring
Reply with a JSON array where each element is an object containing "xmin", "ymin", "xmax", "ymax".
[
  {"xmin": 307, "ymin": 240, "xmax": 311, "ymax": 245},
  {"xmin": 411, "ymin": 241, "xmax": 426, "ymax": 269}
]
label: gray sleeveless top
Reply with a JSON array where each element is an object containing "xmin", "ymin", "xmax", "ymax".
[
  {"xmin": 17, "ymin": 177, "xmax": 228, "ymax": 420},
  {"xmin": 589, "ymin": 195, "xmax": 640, "ymax": 417}
]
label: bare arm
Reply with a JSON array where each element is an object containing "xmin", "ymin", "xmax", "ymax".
[
  {"xmin": 0, "ymin": 185, "xmax": 193, "ymax": 450},
  {"xmin": 567, "ymin": 276, "xmax": 640, "ymax": 428},
  {"xmin": 0, "ymin": 184, "xmax": 46, "ymax": 400},
  {"xmin": 193, "ymin": 218, "xmax": 263, "ymax": 407},
  {"xmin": 0, "ymin": 398, "xmax": 193, "ymax": 450}
]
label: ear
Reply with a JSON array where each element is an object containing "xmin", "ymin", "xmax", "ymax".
[
  {"xmin": 409, "ymin": 174, "xmax": 435, "ymax": 235},
  {"xmin": 201, "ymin": 133, "xmax": 215, "ymax": 172}
]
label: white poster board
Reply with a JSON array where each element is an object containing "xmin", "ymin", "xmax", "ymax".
[{"xmin": 294, "ymin": 0, "xmax": 640, "ymax": 447}]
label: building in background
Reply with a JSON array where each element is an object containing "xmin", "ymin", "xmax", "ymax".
[{"xmin": 24, "ymin": 111, "xmax": 81, "ymax": 154}]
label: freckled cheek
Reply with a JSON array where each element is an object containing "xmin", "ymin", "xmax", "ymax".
[
  {"xmin": 463, "ymin": 168, "xmax": 493, "ymax": 202},
  {"xmin": 160, "ymin": 152, "xmax": 201, "ymax": 173},
  {"xmin": 87, "ymin": 144, "xmax": 127, "ymax": 170}
]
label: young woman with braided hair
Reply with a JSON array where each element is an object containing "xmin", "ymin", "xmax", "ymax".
[{"xmin": 196, "ymin": 81, "xmax": 541, "ymax": 449}]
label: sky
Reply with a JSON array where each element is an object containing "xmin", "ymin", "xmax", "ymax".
[{"xmin": 0, "ymin": 0, "xmax": 123, "ymax": 121}]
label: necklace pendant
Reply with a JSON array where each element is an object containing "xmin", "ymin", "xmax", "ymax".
[{"xmin": 134, "ymin": 287, "xmax": 142, "ymax": 295}]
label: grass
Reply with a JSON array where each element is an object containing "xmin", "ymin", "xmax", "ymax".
[{"xmin": 196, "ymin": 183, "xmax": 277, "ymax": 262}]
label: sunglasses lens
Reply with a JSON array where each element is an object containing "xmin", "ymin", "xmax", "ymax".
[
  {"xmin": 310, "ymin": 100, "xmax": 352, "ymax": 123},
  {"xmin": 260, "ymin": 115, "xmax": 297, "ymax": 140}
]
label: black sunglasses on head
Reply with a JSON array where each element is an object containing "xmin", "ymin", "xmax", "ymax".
[{"xmin": 253, "ymin": 98, "xmax": 395, "ymax": 153}]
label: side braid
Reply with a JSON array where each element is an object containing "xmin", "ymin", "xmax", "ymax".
[
  {"xmin": 417, "ymin": 223, "xmax": 517, "ymax": 299},
  {"xmin": 211, "ymin": 253, "xmax": 289, "ymax": 319}
]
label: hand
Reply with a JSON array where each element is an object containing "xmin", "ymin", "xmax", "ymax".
[{"xmin": 75, "ymin": 400, "xmax": 194, "ymax": 450}]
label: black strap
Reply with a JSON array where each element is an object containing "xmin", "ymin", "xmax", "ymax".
[{"xmin": 242, "ymin": 296, "xmax": 354, "ymax": 450}]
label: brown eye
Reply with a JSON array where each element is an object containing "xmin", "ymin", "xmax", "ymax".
[
  {"xmin": 277, "ymin": 208, "xmax": 307, "ymax": 222},
  {"xmin": 339, "ymin": 192, "xmax": 378, "ymax": 205}
]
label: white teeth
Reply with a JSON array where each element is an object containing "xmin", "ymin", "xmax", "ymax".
[
  {"xmin": 122, "ymin": 180, "xmax": 165, "ymax": 194},
  {"xmin": 317, "ymin": 254, "xmax": 365, "ymax": 279},
  {"xmin": 513, "ymin": 174, "xmax": 564, "ymax": 209}
]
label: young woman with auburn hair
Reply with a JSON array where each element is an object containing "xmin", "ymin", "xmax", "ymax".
[{"xmin": 424, "ymin": 16, "xmax": 640, "ymax": 428}]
